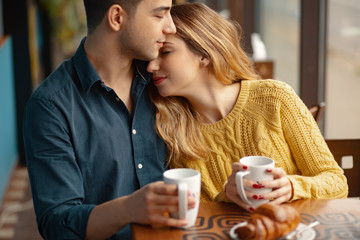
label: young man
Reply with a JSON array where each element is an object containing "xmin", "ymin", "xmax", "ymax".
[{"xmin": 23, "ymin": 0, "xmax": 194, "ymax": 239}]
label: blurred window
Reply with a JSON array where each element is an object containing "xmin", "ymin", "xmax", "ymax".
[
  {"xmin": 325, "ymin": 0, "xmax": 360, "ymax": 138},
  {"xmin": 255, "ymin": 0, "xmax": 301, "ymax": 94}
]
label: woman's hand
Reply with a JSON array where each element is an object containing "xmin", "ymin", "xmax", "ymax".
[
  {"xmin": 262, "ymin": 167, "xmax": 292, "ymax": 204},
  {"xmin": 225, "ymin": 163, "xmax": 255, "ymax": 211},
  {"xmin": 225, "ymin": 163, "xmax": 293, "ymax": 211}
]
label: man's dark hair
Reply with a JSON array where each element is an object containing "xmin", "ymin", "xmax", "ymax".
[{"xmin": 83, "ymin": 0, "xmax": 143, "ymax": 33}]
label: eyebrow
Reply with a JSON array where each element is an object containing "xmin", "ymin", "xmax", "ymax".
[{"xmin": 151, "ymin": 6, "xmax": 171, "ymax": 13}]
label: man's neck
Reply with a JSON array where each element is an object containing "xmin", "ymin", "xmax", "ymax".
[{"xmin": 84, "ymin": 33, "xmax": 135, "ymax": 114}]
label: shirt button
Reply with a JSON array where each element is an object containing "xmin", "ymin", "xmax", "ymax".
[
  {"xmin": 138, "ymin": 163, "xmax": 143, "ymax": 169},
  {"xmin": 132, "ymin": 129, "xmax": 137, "ymax": 135},
  {"xmin": 115, "ymin": 97, "xmax": 120, "ymax": 102}
]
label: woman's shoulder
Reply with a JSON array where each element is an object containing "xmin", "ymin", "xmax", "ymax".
[
  {"xmin": 244, "ymin": 79, "xmax": 296, "ymax": 97},
  {"xmin": 245, "ymin": 79, "xmax": 292, "ymax": 89}
]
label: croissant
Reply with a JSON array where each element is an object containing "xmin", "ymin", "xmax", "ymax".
[{"xmin": 235, "ymin": 203, "xmax": 301, "ymax": 240}]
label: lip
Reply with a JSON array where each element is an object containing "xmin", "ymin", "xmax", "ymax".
[
  {"xmin": 157, "ymin": 41, "xmax": 164, "ymax": 47},
  {"xmin": 152, "ymin": 76, "xmax": 166, "ymax": 85}
]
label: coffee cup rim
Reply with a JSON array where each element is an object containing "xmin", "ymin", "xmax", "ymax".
[
  {"xmin": 163, "ymin": 168, "xmax": 200, "ymax": 180},
  {"xmin": 240, "ymin": 156, "xmax": 274, "ymax": 167}
]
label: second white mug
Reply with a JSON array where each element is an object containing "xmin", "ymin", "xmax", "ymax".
[
  {"xmin": 163, "ymin": 168, "xmax": 201, "ymax": 228},
  {"xmin": 236, "ymin": 156, "xmax": 274, "ymax": 208}
]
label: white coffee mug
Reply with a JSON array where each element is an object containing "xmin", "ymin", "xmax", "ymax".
[
  {"xmin": 163, "ymin": 168, "xmax": 201, "ymax": 228},
  {"xmin": 236, "ymin": 156, "xmax": 274, "ymax": 208}
]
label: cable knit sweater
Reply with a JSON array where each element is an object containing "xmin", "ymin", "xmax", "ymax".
[{"xmin": 171, "ymin": 80, "xmax": 348, "ymax": 202}]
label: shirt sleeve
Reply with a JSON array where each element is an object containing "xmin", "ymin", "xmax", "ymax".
[
  {"xmin": 23, "ymin": 97, "xmax": 96, "ymax": 239},
  {"xmin": 279, "ymin": 84, "xmax": 348, "ymax": 200}
]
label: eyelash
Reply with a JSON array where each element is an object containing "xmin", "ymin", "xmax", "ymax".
[{"xmin": 161, "ymin": 51, "xmax": 170, "ymax": 55}]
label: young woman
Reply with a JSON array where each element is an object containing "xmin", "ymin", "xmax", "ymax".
[{"xmin": 147, "ymin": 2, "xmax": 348, "ymax": 212}]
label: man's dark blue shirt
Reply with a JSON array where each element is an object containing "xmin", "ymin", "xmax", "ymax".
[{"xmin": 23, "ymin": 38, "xmax": 167, "ymax": 239}]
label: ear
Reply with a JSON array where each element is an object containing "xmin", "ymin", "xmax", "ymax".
[
  {"xmin": 200, "ymin": 56, "xmax": 210, "ymax": 67},
  {"xmin": 107, "ymin": 4, "xmax": 125, "ymax": 31}
]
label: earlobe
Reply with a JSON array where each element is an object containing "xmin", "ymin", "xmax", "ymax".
[{"xmin": 107, "ymin": 4, "xmax": 124, "ymax": 31}]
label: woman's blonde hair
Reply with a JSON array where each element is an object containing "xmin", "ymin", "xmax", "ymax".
[{"xmin": 150, "ymin": 2, "xmax": 260, "ymax": 167}]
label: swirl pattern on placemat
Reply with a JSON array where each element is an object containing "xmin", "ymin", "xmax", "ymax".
[
  {"xmin": 317, "ymin": 213, "xmax": 359, "ymax": 225},
  {"xmin": 183, "ymin": 232, "xmax": 225, "ymax": 240},
  {"xmin": 300, "ymin": 212, "xmax": 360, "ymax": 239},
  {"xmin": 322, "ymin": 227, "xmax": 360, "ymax": 239},
  {"xmin": 184, "ymin": 213, "xmax": 250, "ymax": 231},
  {"xmin": 181, "ymin": 213, "xmax": 250, "ymax": 240}
]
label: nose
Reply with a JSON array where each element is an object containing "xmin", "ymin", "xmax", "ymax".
[
  {"xmin": 163, "ymin": 13, "xmax": 176, "ymax": 34},
  {"xmin": 147, "ymin": 59, "xmax": 160, "ymax": 73}
]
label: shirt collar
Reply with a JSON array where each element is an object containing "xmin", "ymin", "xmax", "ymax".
[
  {"xmin": 134, "ymin": 60, "xmax": 152, "ymax": 84},
  {"xmin": 73, "ymin": 37, "xmax": 101, "ymax": 93}
]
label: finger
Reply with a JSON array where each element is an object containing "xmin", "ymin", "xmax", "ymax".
[
  {"xmin": 232, "ymin": 162, "xmax": 248, "ymax": 172},
  {"xmin": 150, "ymin": 182, "xmax": 178, "ymax": 196},
  {"xmin": 269, "ymin": 194, "xmax": 291, "ymax": 205},
  {"xmin": 268, "ymin": 167, "xmax": 286, "ymax": 179},
  {"xmin": 152, "ymin": 215, "xmax": 189, "ymax": 228},
  {"xmin": 263, "ymin": 175, "xmax": 290, "ymax": 189},
  {"xmin": 148, "ymin": 204, "xmax": 180, "ymax": 215},
  {"xmin": 262, "ymin": 184, "xmax": 291, "ymax": 202},
  {"xmin": 226, "ymin": 185, "xmax": 254, "ymax": 212}
]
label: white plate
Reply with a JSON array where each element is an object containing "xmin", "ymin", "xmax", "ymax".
[{"xmin": 229, "ymin": 222, "xmax": 316, "ymax": 240}]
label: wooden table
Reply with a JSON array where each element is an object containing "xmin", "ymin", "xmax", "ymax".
[{"xmin": 131, "ymin": 198, "xmax": 360, "ymax": 240}]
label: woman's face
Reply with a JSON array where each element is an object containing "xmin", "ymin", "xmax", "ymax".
[{"xmin": 147, "ymin": 34, "xmax": 203, "ymax": 97}]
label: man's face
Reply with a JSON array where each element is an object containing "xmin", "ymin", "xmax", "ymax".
[{"xmin": 119, "ymin": 0, "xmax": 176, "ymax": 61}]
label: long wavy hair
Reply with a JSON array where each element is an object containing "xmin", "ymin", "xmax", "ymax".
[{"xmin": 150, "ymin": 2, "xmax": 260, "ymax": 167}]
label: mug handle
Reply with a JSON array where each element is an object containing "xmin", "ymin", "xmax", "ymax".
[
  {"xmin": 236, "ymin": 171, "xmax": 253, "ymax": 205},
  {"xmin": 178, "ymin": 182, "xmax": 187, "ymax": 219}
]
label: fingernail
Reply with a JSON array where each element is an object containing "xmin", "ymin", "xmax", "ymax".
[
  {"xmin": 249, "ymin": 207, "xmax": 255, "ymax": 211},
  {"xmin": 243, "ymin": 165, "xmax": 248, "ymax": 170},
  {"xmin": 252, "ymin": 195, "xmax": 259, "ymax": 200},
  {"xmin": 252, "ymin": 184, "xmax": 265, "ymax": 188},
  {"xmin": 266, "ymin": 168, "xmax": 272, "ymax": 172},
  {"xmin": 259, "ymin": 195, "xmax": 265, "ymax": 200}
]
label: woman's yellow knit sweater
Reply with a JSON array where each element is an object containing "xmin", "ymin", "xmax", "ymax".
[{"xmin": 171, "ymin": 80, "xmax": 348, "ymax": 202}]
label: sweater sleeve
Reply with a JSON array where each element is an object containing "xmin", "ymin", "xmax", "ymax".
[{"xmin": 279, "ymin": 83, "xmax": 348, "ymax": 200}]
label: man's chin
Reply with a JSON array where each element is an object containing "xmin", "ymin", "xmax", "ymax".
[{"xmin": 136, "ymin": 52, "xmax": 158, "ymax": 62}]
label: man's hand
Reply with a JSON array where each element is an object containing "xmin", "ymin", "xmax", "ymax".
[{"xmin": 125, "ymin": 181, "xmax": 196, "ymax": 227}]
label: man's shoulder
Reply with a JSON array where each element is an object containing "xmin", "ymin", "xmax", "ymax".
[{"xmin": 30, "ymin": 59, "xmax": 76, "ymax": 101}]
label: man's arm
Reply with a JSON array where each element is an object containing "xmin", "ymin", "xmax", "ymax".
[
  {"xmin": 24, "ymin": 96, "xmax": 95, "ymax": 239},
  {"xmin": 85, "ymin": 182, "xmax": 196, "ymax": 240}
]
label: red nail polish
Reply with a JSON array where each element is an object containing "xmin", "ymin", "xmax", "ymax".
[
  {"xmin": 266, "ymin": 168, "xmax": 272, "ymax": 172},
  {"xmin": 253, "ymin": 195, "xmax": 259, "ymax": 200},
  {"xmin": 249, "ymin": 207, "xmax": 255, "ymax": 211},
  {"xmin": 259, "ymin": 195, "xmax": 265, "ymax": 200},
  {"xmin": 243, "ymin": 165, "xmax": 248, "ymax": 170},
  {"xmin": 253, "ymin": 184, "xmax": 259, "ymax": 188}
]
